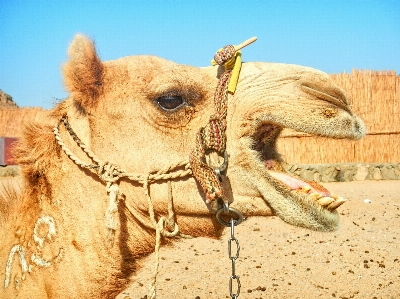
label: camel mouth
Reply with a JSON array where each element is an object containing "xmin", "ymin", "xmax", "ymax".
[{"xmin": 251, "ymin": 123, "xmax": 347, "ymax": 213}]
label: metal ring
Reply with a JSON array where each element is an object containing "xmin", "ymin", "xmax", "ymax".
[
  {"xmin": 213, "ymin": 151, "xmax": 229, "ymax": 178},
  {"xmin": 216, "ymin": 207, "xmax": 244, "ymax": 227}
]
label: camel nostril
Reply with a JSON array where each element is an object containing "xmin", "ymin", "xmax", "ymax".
[
  {"xmin": 354, "ymin": 121, "xmax": 360, "ymax": 132},
  {"xmin": 352, "ymin": 118, "xmax": 367, "ymax": 139}
]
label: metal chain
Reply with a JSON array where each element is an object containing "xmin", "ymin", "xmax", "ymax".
[
  {"xmin": 216, "ymin": 207, "xmax": 243, "ymax": 298},
  {"xmin": 228, "ymin": 218, "xmax": 241, "ymax": 298}
]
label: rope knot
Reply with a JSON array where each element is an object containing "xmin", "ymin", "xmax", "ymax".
[
  {"xmin": 158, "ymin": 216, "xmax": 180, "ymax": 238},
  {"xmin": 97, "ymin": 162, "xmax": 120, "ymax": 183},
  {"xmin": 213, "ymin": 45, "xmax": 236, "ymax": 66}
]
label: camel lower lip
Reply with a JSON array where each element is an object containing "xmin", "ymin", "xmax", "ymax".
[
  {"xmin": 243, "ymin": 155, "xmax": 343, "ymax": 231},
  {"xmin": 267, "ymin": 170, "xmax": 330, "ymax": 196},
  {"xmin": 266, "ymin": 169, "xmax": 347, "ymax": 211}
]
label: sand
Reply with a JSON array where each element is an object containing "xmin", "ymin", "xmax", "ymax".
[
  {"xmin": 2, "ymin": 178, "xmax": 399, "ymax": 298},
  {"xmin": 119, "ymin": 181, "xmax": 400, "ymax": 299}
]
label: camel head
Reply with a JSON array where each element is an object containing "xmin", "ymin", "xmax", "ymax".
[
  {"xmin": 57, "ymin": 34, "xmax": 365, "ymax": 235},
  {"xmin": 1, "ymin": 34, "xmax": 367, "ymax": 299}
]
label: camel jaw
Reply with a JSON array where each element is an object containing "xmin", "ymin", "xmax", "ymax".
[{"xmin": 232, "ymin": 125, "xmax": 346, "ymax": 232}]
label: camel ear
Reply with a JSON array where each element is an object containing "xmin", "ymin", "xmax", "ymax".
[{"xmin": 62, "ymin": 34, "xmax": 103, "ymax": 110}]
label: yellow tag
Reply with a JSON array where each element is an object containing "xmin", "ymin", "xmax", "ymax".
[
  {"xmin": 211, "ymin": 50, "xmax": 242, "ymax": 94},
  {"xmin": 227, "ymin": 51, "xmax": 242, "ymax": 93}
]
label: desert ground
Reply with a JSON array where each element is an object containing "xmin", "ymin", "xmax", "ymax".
[{"xmin": 1, "ymin": 178, "xmax": 399, "ymax": 299}]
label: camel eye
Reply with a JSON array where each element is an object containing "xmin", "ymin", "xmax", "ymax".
[{"xmin": 156, "ymin": 95, "xmax": 184, "ymax": 111}]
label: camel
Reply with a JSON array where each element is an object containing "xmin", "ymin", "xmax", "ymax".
[{"xmin": 0, "ymin": 34, "xmax": 365, "ymax": 299}]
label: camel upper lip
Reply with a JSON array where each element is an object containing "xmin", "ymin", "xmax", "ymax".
[{"xmin": 301, "ymin": 82, "xmax": 351, "ymax": 113}]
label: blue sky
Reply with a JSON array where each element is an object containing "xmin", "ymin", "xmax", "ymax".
[{"xmin": 0, "ymin": 0, "xmax": 399, "ymax": 109}]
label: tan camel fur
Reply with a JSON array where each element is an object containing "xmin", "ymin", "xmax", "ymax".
[{"xmin": 0, "ymin": 34, "xmax": 365, "ymax": 298}]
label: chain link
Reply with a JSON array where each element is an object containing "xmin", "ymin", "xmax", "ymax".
[
  {"xmin": 228, "ymin": 218, "xmax": 241, "ymax": 298},
  {"xmin": 216, "ymin": 206, "xmax": 243, "ymax": 298}
]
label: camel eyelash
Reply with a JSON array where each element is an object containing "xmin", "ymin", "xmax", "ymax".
[
  {"xmin": 155, "ymin": 94, "xmax": 187, "ymax": 111},
  {"xmin": 151, "ymin": 87, "xmax": 202, "ymax": 112}
]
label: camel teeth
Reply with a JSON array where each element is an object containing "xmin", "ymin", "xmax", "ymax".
[
  {"xmin": 327, "ymin": 197, "xmax": 347, "ymax": 210},
  {"xmin": 317, "ymin": 196, "xmax": 335, "ymax": 206},
  {"xmin": 309, "ymin": 192, "xmax": 323, "ymax": 200},
  {"xmin": 301, "ymin": 185, "xmax": 312, "ymax": 193}
]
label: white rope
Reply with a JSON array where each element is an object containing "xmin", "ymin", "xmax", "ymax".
[
  {"xmin": 104, "ymin": 182, "xmax": 120, "ymax": 245},
  {"xmin": 144, "ymin": 178, "xmax": 183, "ymax": 299},
  {"xmin": 54, "ymin": 116, "xmax": 193, "ymax": 298}
]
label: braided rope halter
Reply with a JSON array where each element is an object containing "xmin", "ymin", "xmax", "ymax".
[
  {"xmin": 190, "ymin": 37, "xmax": 256, "ymax": 210},
  {"xmin": 53, "ymin": 37, "xmax": 256, "ymax": 298}
]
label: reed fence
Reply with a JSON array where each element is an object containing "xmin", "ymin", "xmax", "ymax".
[
  {"xmin": 1, "ymin": 70, "xmax": 398, "ymax": 164},
  {"xmin": 277, "ymin": 70, "xmax": 399, "ymax": 163},
  {"xmin": 0, "ymin": 107, "xmax": 47, "ymax": 137}
]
